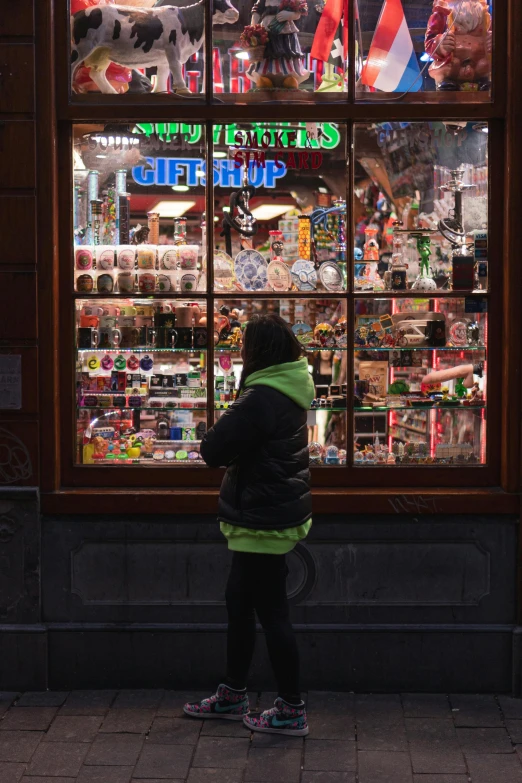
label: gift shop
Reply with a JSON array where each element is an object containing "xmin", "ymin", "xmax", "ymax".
[{"xmin": 1, "ymin": 0, "xmax": 521, "ymax": 691}]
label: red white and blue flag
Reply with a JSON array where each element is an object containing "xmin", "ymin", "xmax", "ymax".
[{"xmin": 361, "ymin": 0, "xmax": 421, "ymax": 93}]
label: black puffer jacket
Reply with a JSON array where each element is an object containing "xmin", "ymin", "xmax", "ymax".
[{"xmin": 201, "ymin": 386, "xmax": 311, "ymax": 531}]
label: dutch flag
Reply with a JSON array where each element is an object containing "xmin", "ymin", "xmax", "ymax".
[{"xmin": 361, "ymin": 0, "xmax": 421, "ymax": 93}]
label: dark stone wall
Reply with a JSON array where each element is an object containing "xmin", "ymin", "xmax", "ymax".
[
  {"xmin": 0, "ymin": 502, "xmax": 518, "ymax": 691},
  {"xmin": 37, "ymin": 512, "xmax": 518, "ymax": 693}
]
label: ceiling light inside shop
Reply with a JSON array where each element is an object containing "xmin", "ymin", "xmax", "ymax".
[
  {"xmin": 213, "ymin": 151, "xmax": 227, "ymax": 158},
  {"xmin": 172, "ymin": 184, "xmax": 190, "ymax": 192},
  {"xmin": 251, "ymin": 204, "xmax": 295, "ymax": 221},
  {"xmin": 236, "ymin": 51, "xmax": 250, "ymax": 60},
  {"xmin": 151, "ymin": 200, "xmax": 196, "ymax": 218}
]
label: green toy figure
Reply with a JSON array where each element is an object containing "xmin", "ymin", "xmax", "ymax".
[
  {"xmin": 412, "ymin": 235, "xmax": 437, "ymax": 292},
  {"xmin": 417, "ymin": 235, "xmax": 432, "ymax": 277},
  {"xmin": 455, "ymin": 377, "xmax": 467, "ymax": 398}
]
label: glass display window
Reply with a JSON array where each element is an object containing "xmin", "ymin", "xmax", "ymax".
[
  {"xmin": 356, "ymin": 0, "xmax": 493, "ymax": 102},
  {"xmin": 212, "ymin": 122, "xmax": 348, "ymax": 293},
  {"xmin": 75, "ymin": 297, "xmax": 209, "ymax": 466},
  {"xmin": 213, "ymin": 298, "xmax": 348, "ymax": 465},
  {"xmin": 73, "ymin": 123, "xmax": 207, "ymax": 295},
  {"xmin": 353, "ymin": 296, "xmax": 487, "ymax": 466},
  {"xmin": 353, "ymin": 121, "xmax": 488, "ymax": 294},
  {"xmin": 212, "ymin": 0, "xmax": 348, "ymax": 102},
  {"xmin": 69, "ymin": 0, "xmax": 236, "ymax": 99}
]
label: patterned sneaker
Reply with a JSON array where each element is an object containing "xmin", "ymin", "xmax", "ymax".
[
  {"xmin": 243, "ymin": 696, "xmax": 309, "ymax": 736},
  {"xmin": 183, "ymin": 684, "xmax": 249, "ymax": 721}
]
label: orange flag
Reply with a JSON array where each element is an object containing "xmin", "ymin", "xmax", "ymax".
[{"xmin": 310, "ymin": 0, "xmax": 348, "ymax": 63}]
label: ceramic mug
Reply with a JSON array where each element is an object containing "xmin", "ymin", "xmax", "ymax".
[
  {"xmin": 98, "ymin": 327, "xmax": 121, "ymax": 349},
  {"xmin": 77, "ymin": 327, "xmax": 99, "ymax": 349},
  {"xmin": 116, "ymin": 271, "xmax": 135, "ymax": 294},
  {"xmin": 119, "ymin": 316, "xmax": 136, "ymax": 328},
  {"xmin": 96, "ymin": 272, "xmax": 115, "ymax": 294},
  {"xmin": 120, "ymin": 305, "xmax": 137, "ymax": 317},
  {"xmin": 83, "ymin": 305, "xmax": 104, "ymax": 317},
  {"xmin": 119, "ymin": 326, "xmax": 144, "ymax": 349},
  {"xmin": 101, "ymin": 305, "xmax": 120, "ymax": 317},
  {"xmin": 80, "ymin": 314, "xmax": 99, "ymax": 328},
  {"xmin": 76, "ymin": 273, "xmax": 94, "ymax": 293},
  {"xmin": 100, "ymin": 315, "xmax": 118, "ymax": 329}
]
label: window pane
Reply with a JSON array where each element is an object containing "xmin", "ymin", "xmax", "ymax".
[
  {"xmin": 356, "ymin": 0, "xmax": 493, "ymax": 102},
  {"xmin": 213, "ymin": 0, "xmax": 347, "ymax": 102},
  {"xmin": 353, "ymin": 296, "xmax": 487, "ymax": 466},
  {"xmin": 214, "ymin": 298, "xmax": 348, "ymax": 466},
  {"xmin": 70, "ymin": 0, "xmax": 210, "ymax": 99},
  {"xmin": 213, "ymin": 122, "xmax": 347, "ymax": 293},
  {"xmin": 73, "ymin": 123, "xmax": 208, "ymax": 467},
  {"xmin": 354, "ymin": 121, "xmax": 488, "ymax": 293}
]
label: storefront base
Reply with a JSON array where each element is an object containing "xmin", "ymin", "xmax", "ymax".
[{"xmin": 0, "ymin": 496, "xmax": 519, "ymax": 693}]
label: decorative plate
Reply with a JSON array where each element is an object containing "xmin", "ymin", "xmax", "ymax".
[
  {"xmin": 213, "ymin": 251, "xmax": 236, "ymax": 291},
  {"xmin": 267, "ymin": 259, "xmax": 291, "ymax": 292},
  {"xmin": 319, "ymin": 262, "xmax": 344, "ymax": 292},
  {"xmin": 291, "ymin": 259, "xmax": 317, "ymax": 292},
  {"xmin": 234, "ymin": 249, "xmax": 268, "ymax": 292}
]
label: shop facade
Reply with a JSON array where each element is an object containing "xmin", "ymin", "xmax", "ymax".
[{"xmin": 0, "ymin": 0, "xmax": 521, "ymax": 691}]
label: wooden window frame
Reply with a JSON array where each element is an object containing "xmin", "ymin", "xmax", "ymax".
[{"xmin": 37, "ymin": 0, "xmax": 522, "ymax": 514}]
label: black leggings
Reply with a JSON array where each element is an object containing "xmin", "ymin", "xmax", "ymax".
[{"xmin": 225, "ymin": 551, "xmax": 301, "ymax": 703}]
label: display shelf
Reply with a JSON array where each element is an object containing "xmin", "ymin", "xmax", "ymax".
[
  {"xmin": 73, "ymin": 292, "xmax": 208, "ymax": 299},
  {"xmin": 78, "ymin": 406, "xmax": 208, "ymax": 411},
  {"xmin": 353, "ymin": 291, "xmax": 490, "ymax": 298},
  {"xmin": 355, "ymin": 403, "xmax": 486, "ymax": 412},
  {"xmin": 77, "ymin": 348, "xmax": 208, "ymax": 353},
  {"xmin": 354, "ymin": 346, "xmax": 486, "ymax": 352}
]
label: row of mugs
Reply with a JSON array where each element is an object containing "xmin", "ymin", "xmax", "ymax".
[
  {"xmin": 78, "ymin": 325, "xmax": 208, "ymax": 350},
  {"xmin": 75, "ymin": 245, "xmax": 199, "ymax": 272},
  {"xmin": 75, "ymin": 270, "xmax": 200, "ymax": 294}
]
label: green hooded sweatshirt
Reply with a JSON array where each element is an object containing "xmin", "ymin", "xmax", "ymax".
[{"xmin": 220, "ymin": 357, "xmax": 314, "ymax": 555}]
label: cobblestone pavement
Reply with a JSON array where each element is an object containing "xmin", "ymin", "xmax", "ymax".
[{"xmin": 1, "ymin": 690, "xmax": 522, "ymax": 782}]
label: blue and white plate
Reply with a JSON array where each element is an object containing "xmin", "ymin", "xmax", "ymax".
[
  {"xmin": 291, "ymin": 259, "xmax": 317, "ymax": 292},
  {"xmin": 234, "ymin": 249, "xmax": 268, "ymax": 292}
]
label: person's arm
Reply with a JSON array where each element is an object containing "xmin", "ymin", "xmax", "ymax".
[{"xmin": 200, "ymin": 387, "xmax": 275, "ymax": 468}]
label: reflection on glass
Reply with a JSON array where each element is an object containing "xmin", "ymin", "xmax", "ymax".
[
  {"xmin": 214, "ymin": 298, "xmax": 347, "ymax": 465},
  {"xmin": 73, "ymin": 123, "xmax": 207, "ymax": 294},
  {"xmin": 75, "ymin": 298, "xmax": 208, "ymax": 466},
  {"xmin": 353, "ymin": 297, "xmax": 487, "ymax": 466},
  {"xmin": 213, "ymin": 122, "xmax": 347, "ymax": 293},
  {"xmin": 213, "ymin": 0, "xmax": 347, "ymax": 102},
  {"xmin": 354, "ymin": 121, "xmax": 488, "ymax": 292},
  {"xmin": 356, "ymin": 0, "xmax": 492, "ymax": 100}
]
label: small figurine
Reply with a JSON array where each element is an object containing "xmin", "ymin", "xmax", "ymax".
[
  {"xmin": 412, "ymin": 235, "xmax": 437, "ymax": 291},
  {"xmin": 246, "ymin": 0, "xmax": 310, "ymax": 90},
  {"xmin": 425, "ymin": 0, "xmax": 492, "ymax": 91}
]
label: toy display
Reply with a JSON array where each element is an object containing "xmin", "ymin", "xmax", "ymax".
[{"xmin": 353, "ymin": 296, "xmax": 487, "ymax": 467}]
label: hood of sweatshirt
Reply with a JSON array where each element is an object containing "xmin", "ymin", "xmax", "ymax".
[{"xmin": 244, "ymin": 356, "xmax": 315, "ymax": 410}]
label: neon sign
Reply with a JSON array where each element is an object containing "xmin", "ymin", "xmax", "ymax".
[
  {"xmin": 132, "ymin": 158, "xmax": 288, "ymax": 189},
  {"xmin": 133, "ymin": 122, "xmax": 341, "ymax": 151}
]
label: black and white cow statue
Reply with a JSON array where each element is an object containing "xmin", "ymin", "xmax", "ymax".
[{"xmin": 71, "ymin": 0, "xmax": 239, "ymax": 94}]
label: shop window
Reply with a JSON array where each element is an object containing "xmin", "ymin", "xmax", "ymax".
[
  {"xmin": 73, "ymin": 123, "xmax": 208, "ymax": 466},
  {"xmin": 69, "ymin": 0, "xmax": 216, "ymax": 98},
  {"xmin": 212, "ymin": 0, "xmax": 348, "ymax": 102},
  {"xmin": 213, "ymin": 122, "xmax": 347, "ymax": 293},
  {"xmin": 353, "ymin": 297, "xmax": 487, "ymax": 466},
  {"xmin": 356, "ymin": 0, "xmax": 493, "ymax": 102},
  {"xmin": 215, "ymin": 298, "xmax": 348, "ymax": 466},
  {"xmin": 353, "ymin": 120, "xmax": 489, "ymax": 467}
]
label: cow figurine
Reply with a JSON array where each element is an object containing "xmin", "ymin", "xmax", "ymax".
[{"xmin": 71, "ymin": 0, "xmax": 239, "ymax": 94}]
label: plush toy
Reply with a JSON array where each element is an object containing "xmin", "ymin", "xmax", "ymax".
[{"xmin": 425, "ymin": 0, "xmax": 492, "ymax": 91}]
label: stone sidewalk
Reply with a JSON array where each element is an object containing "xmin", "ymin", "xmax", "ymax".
[{"xmin": 1, "ymin": 691, "xmax": 522, "ymax": 782}]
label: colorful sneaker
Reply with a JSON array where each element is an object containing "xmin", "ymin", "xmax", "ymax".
[
  {"xmin": 183, "ymin": 684, "xmax": 249, "ymax": 721},
  {"xmin": 243, "ymin": 696, "xmax": 309, "ymax": 736}
]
